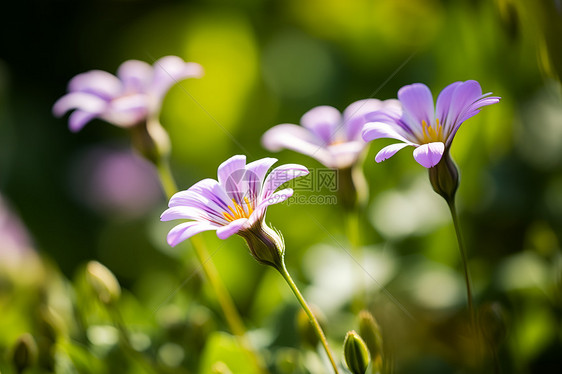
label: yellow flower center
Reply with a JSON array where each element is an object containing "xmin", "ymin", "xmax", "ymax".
[
  {"xmin": 421, "ymin": 118, "xmax": 444, "ymax": 143},
  {"xmin": 223, "ymin": 197, "xmax": 254, "ymax": 222}
]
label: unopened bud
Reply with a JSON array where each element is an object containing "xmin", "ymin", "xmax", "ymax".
[
  {"xmin": 239, "ymin": 221, "xmax": 284, "ymax": 270},
  {"xmin": 428, "ymin": 150, "xmax": 459, "ymax": 203},
  {"xmin": 12, "ymin": 333, "xmax": 38, "ymax": 374},
  {"xmin": 344, "ymin": 330, "xmax": 370, "ymax": 374},
  {"xmin": 358, "ymin": 310, "xmax": 383, "ymax": 372},
  {"xmin": 479, "ymin": 302, "xmax": 507, "ymax": 349},
  {"xmin": 86, "ymin": 261, "xmax": 121, "ymax": 304}
]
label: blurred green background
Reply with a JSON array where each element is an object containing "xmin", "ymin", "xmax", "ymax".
[{"xmin": 1, "ymin": 0, "xmax": 561, "ymax": 373}]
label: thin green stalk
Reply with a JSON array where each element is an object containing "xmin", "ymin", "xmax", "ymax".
[
  {"xmin": 156, "ymin": 158, "xmax": 268, "ymax": 373},
  {"xmin": 447, "ymin": 200, "xmax": 475, "ymax": 330},
  {"xmin": 278, "ymin": 262, "xmax": 340, "ymax": 374},
  {"xmin": 156, "ymin": 159, "xmax": 178, "ymax": 199}
]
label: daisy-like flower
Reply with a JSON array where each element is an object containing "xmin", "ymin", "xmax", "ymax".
[
  {"xmin": 53, "ymin": 56, "xmax": 203, "ymax": 132},
  {"xmin": 362, "ymin": 80, "xmax": 500, "ymax": 168},
  {"xmin": 161, "ymin": 155, "xmax": 309, "ymax": 268},
  {"xmin": 262, "ymin": 99, "xmax": 400, "ymax": 169}
]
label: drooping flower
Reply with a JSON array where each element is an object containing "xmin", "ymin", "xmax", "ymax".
[
  {"xmin": 362, "ymin": 80, "xmax": 500, "ymax": 168},
  {"xmin": 53, "ymin": 56, "xmax": 203, "ymax": 132},
  {"xmin": 262, "ymin": 99, "xmax": 401, "ymax": 169},
  {"xmin": 161, "ymin": 155, "xmax": 309, "ymax": 267}
]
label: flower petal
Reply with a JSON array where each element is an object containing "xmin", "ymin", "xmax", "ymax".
[
  {"xmin": 413, "ymin": 142, "xmax": 445, "ymax": 168},
  {"xmin": 343, "ymin": 99, "xmax": 392, "ymax": 140},
  {"xmin": 397, "ymin": 83, "xmax": 435, "ymax": 133},
  {"xmin": 445, "ymin": 80, "xmax": 484, "ymax": 128},
  {"xmin": 458, "ymin": 96, "xmax": 501, "ymax": 123},
  {"xmin": 104, "ymin": 94, "xmax": 149, "ymax": 127},
  {"xmin": 257, "ymin": 188, "xmax": 294, "ymax": 211},
  {"xmin": 216, "ymin": 218, "xmax": 248, "ymax": 239},
  {"xmin": 435, "ymin": 81, "xmax": 462, "ymax": 127},
  {"xmin": 68, "ymin": 70, "xmax": 123, "ymax": 99},
  {"xmin": 261, "ymin": 164, "xmax": 309, "ymax": 200},
  {"xmin": 52, "ymin": 92, "xmax": 107, "ymax": 117},
  {"xmin": 217, "ymin": 155, "xmax": 246, "ymax": 187},
  {"xmin": 161, "ymin": 206, "xmax": 209, "ymax": 222},
  {"xmin": 68, "ymin": 110, "xmax": 98, "ymax": 132},
  {"xmin": 167, "ymin": 221, "xmax": 218, "ymax": 247},
  {"xmin": 245, "ymin": 157, "xmax": 278, "ymax": 201},
  {"xmin": 326, "ymin": 141, "xmax": 366, "ymax": 169},
  {"xmin": 374, "ymin": 143, "xmax": 411, "ymax": 163},
  {"xmin": 170, "ymin": 179, "xmax": 232, "ymax": 214},
  {"xmin": 151, "ymin": 56, "xmax": 204, "ymax": 100},
  {"xmin": 261, "ymin": 124, "xmax": 333, "ymax": 166},
  {"xmin": 362, "ymin": 122, "xmax": 412, "ymax": 143},
  {"xmin": 300, "ymin": 106, "xmax": 341, "ymax": 144},
  {"xmin": 117, "ymin": 59, "xmax": 153, "ymax": 93}
]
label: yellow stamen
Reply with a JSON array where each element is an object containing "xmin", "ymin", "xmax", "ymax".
[
  {"xmin": 421, "ymin": 118, "xmax": 444, "ymax": 143},
  {"xmin": 222, "ymin": 198, "xmax": 254, "ymax": 222},
  {"xmin": 244, "ymin": 197, "xmax": 254, "ymax": 216}
]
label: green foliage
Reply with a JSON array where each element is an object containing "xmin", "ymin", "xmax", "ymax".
[{"xmin": 1, "ymin": 0, "xmax": 562, "ymax": 373}]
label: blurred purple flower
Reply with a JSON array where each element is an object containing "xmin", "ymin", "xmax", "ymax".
[
  {"xmin": 53, "ymin": 56, "xmax": 203, "ymax": 132},
  {"xmin": 70, "ymin": 146, "xmax": 162, "ymax": 218},
  {"xmin": 0, "ymin": 195, "xmax": 32, "ymax": 256},
  {"xmin": 262, "ymin": 99, "xmax": 400, "ymax": 169},
  {"xmin": 161, "ymin": 155, "xmax": 308, "ymax": 247},
  {"xmin": 362, "ymin": 80, "xmax": 500, "ymax": 168}
]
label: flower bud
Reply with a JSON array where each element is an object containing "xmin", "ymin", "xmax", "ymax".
[
  {"xmin": 12, "ymin": 333, "xmax": 38, "ymax": 374},
  {"xmin": 358, "ymin": 310, "xmax": 383, "ymax": 373},
  {"xmin": 428, "ymin": 150, "xmax": 459, "ymax": 203},
  {"xmin": 239, "ymin": 221, "xmax": 285, "ymax": 270},
  {"xmin": 479, "ymin": 302, "xmax": 507, "ymax": 349},
  {"xmin": 344, "ymin": 330, "xmax": 371, "ymax": 374},
  {"xmin": 86, "ymin": 261, "xmax": 121, "ymax": 305}
]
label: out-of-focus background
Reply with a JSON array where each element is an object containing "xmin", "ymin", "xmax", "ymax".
[{"xmin": 1, "ymin": 0, "xmax": 561, "ymax": 373}]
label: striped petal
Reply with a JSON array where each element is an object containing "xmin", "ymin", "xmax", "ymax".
[
  {"xmin": 362, "ymin": 122, "xmax": 412, "ymax": 143},
  {"xmin": 375, "ymin": 143, "xmax": 411, "ymax": 163},
  {"xmin": 167, "ymin": 221, "xmax": 218, "ymax": 247},
  {"xmin": 216, "ymin": 218, "xmax": 248, "ymax": 239},
  {"xmin": 261, "ymin": 164, "xmax": 309, "ymax": 200}
]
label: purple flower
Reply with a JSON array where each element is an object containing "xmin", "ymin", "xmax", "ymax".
[
  {"xmin": 362, "ymin": 80, "xmax": 500, "ymax": 168},
  {"xmin": 161, "ymin": 155, "xmax": 309, "ymax": 247},
  {"xmin": 53, "ymin": 56, "xmax": 203, "ymax": 132},
  {"xmin": 262, "ymin": 99, "xmax": 400, "ymax": 169}
]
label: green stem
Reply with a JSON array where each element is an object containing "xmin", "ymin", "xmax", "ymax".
[
  {"xmin": 156, "ymin": 159, "xmax": 178, "ymax": 199},
  {"xmin": 278, "ymin": 262, "xmax": 340, "ymax": 374},
  {"xmin": 447, "ymin": 200, "xmax": 476, "ymax": 330}
]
